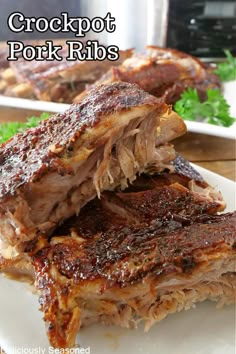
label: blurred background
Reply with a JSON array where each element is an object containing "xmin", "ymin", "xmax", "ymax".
[{"xmin": 0, "ymin": 0, "xmax": 235, "ymax": 58}]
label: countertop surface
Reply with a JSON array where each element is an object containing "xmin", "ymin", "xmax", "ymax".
[{"xmin": 173, "ymin": 132, "xmax": 235, "ymax": 181}]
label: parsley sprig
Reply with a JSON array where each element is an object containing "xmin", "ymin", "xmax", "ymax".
[
  {"xmin": 0, "ymin": 112, "xmax": 49, "ymax": 144},
  {"xmin": 174, "ymin": 88, "xmax": 235, "ymax": 127},
  {"xmin": 215, "ymin": 50, "xmax": 236, "ymax": 82}
]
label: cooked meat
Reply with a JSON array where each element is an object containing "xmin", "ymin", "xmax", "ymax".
[
  {"xmin": 31, "ymin": 210, "xmax": 236, "ymax": 348},
  {"xmin": 1, "ymin": 48, "xmax": 132, "ymax": 102},
  {"xmin": 0, "ymin": 47, "xmax": 13, "ymax": 93},
  {"xmin": 0, "ymin": 82, "xmax": 186, "ymax": 256},
  {"xmin": 0, "ymin": 163, "xmax": 223, "ymax": 277},
  {"xmin": 74, "ymin": 46, "xmax": 220, "ymax": 104},
  {"xmin": 54, "ymin": 171, "xmax": 226, "ymax": 239},
  {"xmin": 0, "ymin": 254, "xmax": 33, "ymax": 283},
  {"xmin": 126, "ymin": 154, "xmax": 207, "ymax": 192},
  {"xmin": 0, "ymin": 47, "xmax": 10, "ymax": 71},
  {"xmin": 102, "ymin": 185, "xmax": 223, "ymax": 224},
  {"xmin": 172, "ymin": 154, "xmax": 203, "ymax": 181},
  {"xmin": 0, "ymin": 161, "xmax": 224, "ymax": 274},
  {"xmin": 0, "ymin": 40, "xmax": 54, "ymax": 72}
]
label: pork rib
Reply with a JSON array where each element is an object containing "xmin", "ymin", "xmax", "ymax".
[
  {"xmin": 1, "ymin": 48, "xmax": 132, "ymax": 102},
  {"xmin": 31, "ymin": 203, "xmax": 236, "ymax": 348},
  {"xmin": 0, "ymin": 166, "xmax": 224, "ymax": 278},
  {"xmin": 0, "ymin": 82, "xmax": 186, "ymax": 255},
  {"xmin": 74, "ymin": 46, "xmax": 220, "ymax": 104}
]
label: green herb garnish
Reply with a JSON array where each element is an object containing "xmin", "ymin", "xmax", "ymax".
[
  {"xmin": 0, "ymin": 112, "xmax": 49, "ymax": 144},
  {"xmin": 215, "ymin": 50, "xmax": 236, "ymax": 82},
  {"xmin": 174, "ymin": 88, "xmax": 235, "ymax": 127}
]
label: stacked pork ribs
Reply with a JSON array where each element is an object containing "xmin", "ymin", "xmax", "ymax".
[{"xmin": 0, "ymin": 82, "xmax": 235, "ymax": 348}]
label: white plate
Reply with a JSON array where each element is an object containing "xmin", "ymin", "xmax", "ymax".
[
  {"xmin": 185, "ymin": 120, "xmax": 236, "ymax": 139},
  {"xmin": 185, "ymin": 81, "xmax": 236, "ymax": 139},
  {"xmin": 0, "ymin": 82, "xmax": 235, "ymax": 140},
  {"xmin": 0, "ymin": 165, "xmax": 235, "ymax": 354}
]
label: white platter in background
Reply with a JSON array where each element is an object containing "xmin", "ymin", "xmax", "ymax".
[
  {"xmin": 185, "ymin": 120, "xmax": 236, "ymax": 139},
  {"xmin": 185, "ymin": 80, "xmax": 236, "ymax": 139},
  {"xmin": 0, "ymin": 165, "xmax": 235, "ymax": 354},
  {"xmin": 0, "ymin": 82, "xmax": 235, "ymax": 140}
]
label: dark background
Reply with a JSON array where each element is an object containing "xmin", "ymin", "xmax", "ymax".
[
  {"xmin": 0, "ymin": 0, "xmax": 81, "ymax": 40},
  {"xmin": 0, "ymin": 0, "xmax": 235, "ymax": 57},
  {"xmin": 167, "ymin": 0, "xmax": 236, "ymax": 57}
]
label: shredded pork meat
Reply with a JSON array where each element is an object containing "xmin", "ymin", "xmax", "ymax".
[
  {"xmin": 31, "ymin": 208, "xmax": 236, "ymax": 348},
  {"xmin": 0, "ymin": 82, "xmax": 186, "ymax": 255}
]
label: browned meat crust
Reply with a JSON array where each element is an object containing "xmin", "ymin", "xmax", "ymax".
[
  {"xmin": 126, "ymin": 155, "xmax": 207, "ymax": 192},
  {"xmin": 74, "ymin": 46, "xmax": 220, "ymax": 104},
  {"xmin": 0, "ymin": 82, "xmax": 186, "ymax": 254},
  {"xmin": 36, "ymin": 212, "xmax": 236, "ymax": 284},
  {"xmin": 31, "ymin": 211, "xmax": 236, "ymax": 348},
  {"xmin": 1, "ymin": 48, "xmax": 132, "ymax": 102},
  {"xmin": 103, "ymin": 185, "xmax": 223, "ymax": 223},
  {"xmin": 0, "ymin": 82, "xmax": 181, "ymax": 199},
  {"xmin": 172, "ymin": 154, "xmax": 204, "ymax": 182},
  {"xmin": 0, "ymin": 163, "xmax": 231, "ymax": 348},
  {"xmin": 0, "ymin": 168, "xmax": 218, "ymax": 277},
  {"xmin": 0, "ymin": 166, "xmax": 224, "ymax": 273},
  {"xmin": 54, "ymin": 172, "xmax": 225, "ymax": 238}
]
